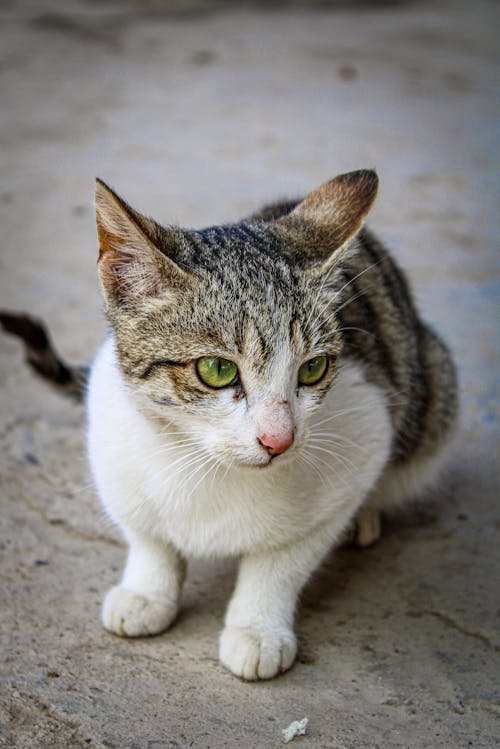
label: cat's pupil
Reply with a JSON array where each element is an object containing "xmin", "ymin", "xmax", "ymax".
[
  {"xmin": 298, "ymin": 355, "xmax": 328, "ymax": 386},
  {"xmin": 196, "ymin": 356, "xmax": 238, "ymax": 388}
]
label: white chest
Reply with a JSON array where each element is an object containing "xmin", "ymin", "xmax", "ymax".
[{"xmin": 87, "ymin": 340, "xmax": 392, "ymax": 558}]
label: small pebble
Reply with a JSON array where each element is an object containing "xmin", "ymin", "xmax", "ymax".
[
  {"xmin": 337, "ymin": 63, "xmax": 358, "ymax": 81},
  {"xmin": 24, "ymin": 452, "xmax": 40, "ymax": 465},
  {"xmin": 282, "ymin": 717, "xmax": 308, "ymax": 743}
]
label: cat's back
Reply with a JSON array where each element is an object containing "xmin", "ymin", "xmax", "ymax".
[{"xmin": 336, "ymin": 228, "xmax": 457, "ymax": 467}]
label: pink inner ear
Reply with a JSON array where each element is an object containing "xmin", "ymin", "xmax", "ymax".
[
  {"xmin": 95, "ymin": 191, "xmax": 189, "ymax": 302},
  {"xmin": 96, "ymin": 219, "xmax": 123, "ymax": 288}
]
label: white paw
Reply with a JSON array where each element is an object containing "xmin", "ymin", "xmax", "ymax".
[
  {"xmin": 102, "ymin": 586, "xmax": 178, "ymax": 637},
  {"xmin": 219, "ymin": 625, "xmax": 297, "ymax": 681},
  {"xmin": 355, "ymin": 507, "xmax": 381, "ymax": 547}
]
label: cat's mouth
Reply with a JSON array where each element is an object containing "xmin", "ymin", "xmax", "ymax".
[
  {"xmin": 240, "ymin": 460, "xmax": 274, "ymax": 471},
  {"xmin": 237, "ymin": 448, "xmax": 295, "ymax": 470}
]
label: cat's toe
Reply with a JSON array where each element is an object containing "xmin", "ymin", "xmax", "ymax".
[
  {"xmin": 219, "ymin": 626, "xmax": 297, "ymax": 681},
  {"xmin": 354, "ymin": 507, "xmax": 382, "ymax": 547},
  {"xmin": 102, "ymin": 586, "xmax": 177, "ymax": 637}
]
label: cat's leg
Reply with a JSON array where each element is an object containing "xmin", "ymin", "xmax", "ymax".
[
  {"xmin": 353, "ymin": 506, "xmax": 382, "ymax": 547},
  {"xmin": 103, "ymin": 533, "xmax": 185, "ymax": 637},
  {"xmin": 350, "ymin": 432, "xmax": 457, "ymax": 548},
  {"xmin": 219, "ymin": 525, "xmax": 335, "ymax": 681},
  {"xmin": 352, "ymin": 428, "xmax": 457, "ymax": 548},
  {"xmin": 349, "ymin": 325, "xmax": 457, "ymax": 547},
  {"xmin": 336, "ymin": 505, "xmax": 382, "ymax": 548}
]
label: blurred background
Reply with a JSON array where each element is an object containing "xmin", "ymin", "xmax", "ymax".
[
  {"xmin": 0, "ymin": 2, "xmax": 498, "ymax": 748},
  {"xmin": 1, "ymin": 1, "xmax": 497, "ymax": 356}
]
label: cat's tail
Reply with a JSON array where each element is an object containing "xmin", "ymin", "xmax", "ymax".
[{"xmin": 0, "ymin": 311, "xmax": 88, "ymax": 402}]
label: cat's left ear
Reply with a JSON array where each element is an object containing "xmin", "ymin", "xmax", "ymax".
[
  {"xmin": 95, "ymin": 179, "xmax": 189, "ymax": 304},
  {"xmin": 277, "ymin": 169, "xmax": 378, "ymax": 273}
]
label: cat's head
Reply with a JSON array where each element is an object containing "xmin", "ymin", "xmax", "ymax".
[{"xmin": 94, "ymin": 170, "xmax": 378, "ymax": 468}]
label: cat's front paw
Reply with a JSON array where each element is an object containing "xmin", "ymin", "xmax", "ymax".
[
  {"xmin": 102, "ymin": 586, "xmax": 178, "ymax": 637},
  {"xmin": 219, "ymin": 625, "xmax": 297, "ymax": 681}
]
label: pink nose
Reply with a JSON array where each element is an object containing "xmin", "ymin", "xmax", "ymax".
[{"xmin": 257, "ymin": 431, "xmax": 294, "ymax": 456}]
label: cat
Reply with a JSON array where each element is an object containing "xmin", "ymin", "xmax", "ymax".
[{"xmin": 0, "ymin": 170, "xmax": 457, "ymax": 681}]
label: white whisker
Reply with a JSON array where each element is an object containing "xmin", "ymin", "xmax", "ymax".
[
  {"xmin": 69, "ymin": 481, "xmax": 96, "ymax": 496},
  {"xmin": 307, "ymin": 259, "xmax": 383, "ymax": 338},
  {"xmin": 335, "ymin": 326, "xmax": 377, "ymax": 339},
  {"xmin": 209, "ymin": 457, "xmax": 224, "ymax": 495},
  {"xmin": 143, "ymin": 437, "xmax": 201, "ymax": 463},
  {"xmin": 309, "ymin": 432, "xmax": 370, "ymax": 454},
  {"xmin": 304, "ymin": 449, "xmax": 351, "ymax": 490},
  {"xmin": 184, "ymin": 456, "xmax": 221, "ymax": 504},
  {"xmin": 297, "ymin": 451, "xmax": 331, "ymax": 489},
  {"xmin": 307, "ymin": 442, "xmax": 358, "ymax": 474},
  {"xmin": 312, "ymin": 395, "xmax": 407, "ymax": 429},
  {"xmin": 304, "ymin": 260, "xmax": 339, "ymax": 335},
  {"xmin": 331, "ymin": 286, "xmax": 371, "ymax": 316},
  {"xmin": 147, "ymin": 449, "xmax": 207, "ymax": 487}
]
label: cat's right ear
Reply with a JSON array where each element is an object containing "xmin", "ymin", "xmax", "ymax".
[{"xmin": 95, "ymin": 179, "xmax": 189, "ymax": 304}]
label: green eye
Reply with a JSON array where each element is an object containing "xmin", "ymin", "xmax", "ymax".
[
  {"xmin": 196, "ymin": 357, "xmax": 238, "ymax": 388},
  {"xmin": 298, "ymin": 355, "xmax": 328, "ymax": 386}
]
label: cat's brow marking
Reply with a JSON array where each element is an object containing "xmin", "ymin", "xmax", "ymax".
[
  {"xmin": 140, "ymin": 360, "xmax": 187, "ymax": 379},
  {"xmin": 150, "ymin": 396, "xmax": 176, "ymax": 407}
]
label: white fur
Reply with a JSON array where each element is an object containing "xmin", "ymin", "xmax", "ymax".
[{"xmin": 88, "ymin": 336, "xmax": 396, "ymax": 680}]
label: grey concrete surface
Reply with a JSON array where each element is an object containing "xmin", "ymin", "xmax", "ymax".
[{"xmin": 0, "ymin": 1, "xmax": 498, "ymax": 747}]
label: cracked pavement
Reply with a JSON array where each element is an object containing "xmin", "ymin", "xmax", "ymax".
[{"xmin": 0, "ymin": 1, "xmax": 498, "ymax": 747}]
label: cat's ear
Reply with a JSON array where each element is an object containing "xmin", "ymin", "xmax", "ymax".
[
  {"xmin": 277, "ymin": 170, "xmax": 378, "ymax": 271},
  {"xmin": 95, "ymin": 179, "xmax": 188, "ymax": 303}
]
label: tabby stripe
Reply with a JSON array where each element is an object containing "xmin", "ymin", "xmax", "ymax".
[
  {"xmin": 203, "ymin": 226, "xmax": 227, "ymax": 249},
  {"xmin": 236, "ymin": 224, "xmax": 260, "ymax": 245},
  {"xmin": 140, "ymin": 360, "xmax": 187, "ymax": 379},
  {"xmin": 359, "ymin": 231, "xmax": 431, "ymax": 462},
  {"xmin": 391, "ymin": 321, "xmax": 432, "ymax": 463},
  {"xmin": 359, "ymin": 231, "xmax": 415, "ymax": 324},
  {"xmin": 336, "ymin": 269, "xmax": 399, "ymax": 389},
  {"xmin": 247, "ymin": 315, "xmax": 273, "ymax": 372}
]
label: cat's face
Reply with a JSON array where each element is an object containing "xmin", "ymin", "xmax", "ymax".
[
  {"xmin": 94, "ymin": 171, "xmax": 378, "ymax": 468},
  {"xmin": 111, "ymin": 231, "xmax": 342, "ymax": 467}
]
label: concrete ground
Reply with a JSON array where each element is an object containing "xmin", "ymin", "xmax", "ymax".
[{"xmin": 0, "ymin": 1, "xmax": 498, "ymax": 747}]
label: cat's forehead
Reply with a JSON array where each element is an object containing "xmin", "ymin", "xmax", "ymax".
[
  {"xmin": 179, "ymin": 223, "xmax": 290, "ymax": 273},
  {"xmin": 188, "ymin": 222, "xmax": 281, "ymax": 251},
  {"xmin": 118, "ymin": 221, "xmax": 341, "ymax": 368},
  {"xmin": 177, "ymin": 222, "xmax": 313, "ymax": 314},
  {"xmin": 155, "ymin": 223, "xmax": 339, "ymax": 354}
]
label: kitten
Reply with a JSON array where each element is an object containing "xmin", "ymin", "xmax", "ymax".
[{"xmin": 1, "ymin": 170, "xmax": 457, "ymax": 681}]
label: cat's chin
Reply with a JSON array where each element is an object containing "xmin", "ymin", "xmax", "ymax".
[
  {"xmin": 235, "ymin": 452, "xmax": 293, "ymax": 470},
  {"xmin": 221, "ymin": 455, "xmax": 270, "ymax": 470},
  {"xmin": 240, "ymin": 460, "xmax": 273, "ymax": 470}
]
